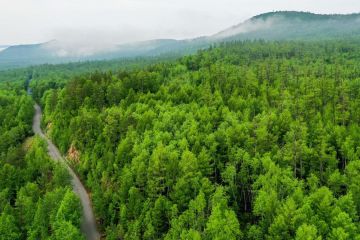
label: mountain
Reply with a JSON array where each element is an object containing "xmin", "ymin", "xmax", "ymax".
[
  {"xmin": 0, "ymin": 39, "xmax": 210, "ymax": 70},
  {"xmin": 213, "ymin": 11, "xmax": 360, "ymax": 40},
  {"xmin": 0, "ymin": 42, "xmax": 61, "ymax": 70},
  {"xmin": 1, "ymin": 11, "xmax": 360, "ymax": 70},
  {"xmin": 0, "ymin": 45, "xmax": 9, "ymax": 50}
]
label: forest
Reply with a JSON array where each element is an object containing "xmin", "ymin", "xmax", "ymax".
[
  {"xmin": 24, "ymin": 39, "xmax": 360, "ymax": 239},
  {"xmin": 1, "ymin": 39, "xmax": 360, "ymax": 239},
  {"xmin": 0, "ymin": 87, "xmax": 84, "ymax": 239}
]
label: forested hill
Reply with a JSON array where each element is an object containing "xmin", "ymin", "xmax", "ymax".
[
  {"xmin": 253, "ymin": 11, "xmax": 360, "ymax": 21},
  {"xmin": 26, "ymin": 39, "xmax": 360, "ymax": 239},
  {"xmin": 214, "ymin": 11, "xmax": 360, "ymax": 40},
  {"xmin": 1, "ymin": 11, "xmax": 360, "ymax": 70}
]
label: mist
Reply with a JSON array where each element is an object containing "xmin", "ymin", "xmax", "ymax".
[
  {"xmin": 213, "ymin": 16, "xmax": 282, "ymax": 39},
  {"xmin": 44, "ymin": 30, "xmax": 126, "ymax": 57},
  {"xmin": 2, "ymin": 0, "xmax": 360, "ymax": 57}
]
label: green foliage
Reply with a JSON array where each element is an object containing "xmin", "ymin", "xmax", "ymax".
[
  {"xmin": 0, "ymin": 136, "xmax": 84, "ymax": 240},
  {"xmin": 0, "ymin": 213, "xmax": 21, "ymax": 240},
  {"xmin": 205, "ymin": 187, "xmax": 242, "ymax": 239},
  {"xmin": 0, "ymin": 90, "xmax": 83, "ymax": 239},
  {"xmin": 5, "ymin": 39, "xmax": 360, "ymax": 239}
]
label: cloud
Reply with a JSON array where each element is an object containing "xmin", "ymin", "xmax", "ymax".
[
  {"xmin": 1, "ymin": 0, "xmax": 360, "ymax": 45},
  {"xmin": 43, "ymin": 29, "xmax": 125, "ymax": 57},
  {"xmin": 213, "ymin": 15, "xmax": 282, "ymax": 38}
]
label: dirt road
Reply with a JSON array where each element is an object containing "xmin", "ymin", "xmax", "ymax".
[{"xmin": 32, "ymin": 103, "xmax": 100, "ymax": 240}]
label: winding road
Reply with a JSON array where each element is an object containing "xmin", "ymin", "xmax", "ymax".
[{"xmin": 33, "ymin": 103, "xmax": 100, "ymax": 240}]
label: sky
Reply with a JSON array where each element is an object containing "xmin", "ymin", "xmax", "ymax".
[{"xmin": 1, "ymin": 0, "xmax": 360, "ymax": 46}]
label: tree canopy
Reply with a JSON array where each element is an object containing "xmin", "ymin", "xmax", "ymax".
[{"xmin": 30, "ymin": 39, "xmax": 360, "ymax": 239}]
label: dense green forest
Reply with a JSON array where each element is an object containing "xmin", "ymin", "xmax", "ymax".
[
  {"xmin": 0, "ymin": 89, "xmax": 84, "ymax": 239},
  {"xmin": 2, "ymin": 39, "xmax": 360, "ymax": 239},
  {"xmin": 0, "ymin": 56, "xmax": 176, "ymax": 102},
  {"xmin": 19, "ymin": 39, "xmax": 359, "ymax": 239}
]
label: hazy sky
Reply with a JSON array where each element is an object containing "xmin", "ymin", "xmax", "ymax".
[{"xmin": 1, "ymin": 0, "xmax": 360, "ymax": 45}]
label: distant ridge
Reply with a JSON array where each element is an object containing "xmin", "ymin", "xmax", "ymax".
[
  {"xmin": 1, "ymin": 11, "xmax": 360, "ymax": 70},
  {"xmin": 252, "ymin": 11, "xmax": 360, "ymax": 20},
  {"xmin": 213, "ymin": 11, "xmax": 360, "ymax": 39}
]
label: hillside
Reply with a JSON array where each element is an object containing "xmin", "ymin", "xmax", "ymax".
[
  {"xmin": 21, "ymin": 39, "xmax": 360, "ymax": 239},
  {"xmin": 0, "ymin": 45, "xmax": 9, "ymax": 52},
  {"xmin": 0, "ymin": 42, "xmax": 62, "ymax": 70},
  {"xmin": 1, "ymin": 11, "xmax": 360, "ymax": 70},
  {"xmin": 215, "ymin": 11, "xmax": 360, "ymax": 40},
  {"xmin": 0, "ymin": 39, "xmax": 207, "ymax": 71}
]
